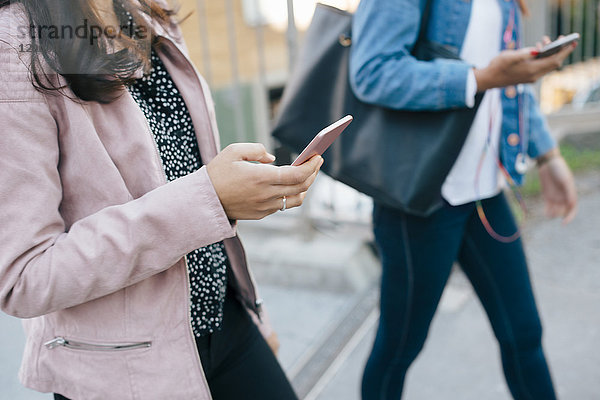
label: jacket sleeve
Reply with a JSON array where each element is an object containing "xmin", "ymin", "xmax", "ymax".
[
  {"xmin": 0, "ymin": 41, "xmax": 236, "ymax": 319},
  {"xmin": 349, "ymin": 0, "xmax": 472, "ymax": 111},
  {"xmin": 524, "ymin": 86, "xmax": 557, "ymax": 159}
]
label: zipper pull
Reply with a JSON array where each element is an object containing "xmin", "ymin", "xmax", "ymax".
[{"xmin": 44, "ymin": 337, "xmax": 66, "ymax": 349}]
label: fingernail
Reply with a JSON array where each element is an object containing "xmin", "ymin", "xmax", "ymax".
[{"xmin": 530, "ymin": 50, "xmax": 539, "ymax": 56}]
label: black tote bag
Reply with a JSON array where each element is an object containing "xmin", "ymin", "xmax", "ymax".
[{"xmin": 272, "ymin": 3, "xmax": 482, "ymax": 216}]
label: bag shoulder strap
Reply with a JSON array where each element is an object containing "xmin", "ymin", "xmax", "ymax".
[
  {"xmin": 416, "ymin": 0, "xmax": 434, "ymax": 46},
  {"xmin": 413, "ymin": 0, "xmax": 462, "ymax": 60}
]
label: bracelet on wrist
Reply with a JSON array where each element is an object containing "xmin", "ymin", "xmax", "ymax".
[{"xmin": 537, "ymin": 148, "xmax": 560, "ymax": 167}]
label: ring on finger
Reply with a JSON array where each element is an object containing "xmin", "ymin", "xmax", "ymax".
[{"xmin": 280, "ymin": 196, "xmax": 287, "ymax": 212}]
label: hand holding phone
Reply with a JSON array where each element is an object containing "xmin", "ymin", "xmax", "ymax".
[
  {"xmin": 534, "ymin": 33, "xmax": 579, "ymax": 59},
  {"xmin": 475, "ymin": 33, "xmax": 577, "ymax": 92},
  {"xmin": 291, "ymin": 115, "xmax": 353, "ymax": 166}
]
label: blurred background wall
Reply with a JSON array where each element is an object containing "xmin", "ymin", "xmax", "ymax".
[
  {"xmin": 171, "ymin": 0, "xmax": 600, "ymax": 224},
  {"xmin": 175, "ymin": 0, "xmax": 600, "ymax": 147},
  {"xmin": 176, "ymin": 0, "xmax": 359, "ymax": 149}
]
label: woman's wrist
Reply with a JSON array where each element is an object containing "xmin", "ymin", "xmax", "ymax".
[
  {"xmin": 473, "ymin": 68, "xmax": 492, "ymax": 92},
  {"xmin": 537, "ymin": 147, "xmax": 561, "ymax": 167}
]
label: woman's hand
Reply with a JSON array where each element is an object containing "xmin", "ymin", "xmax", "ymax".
[
  {"xmin": 206, "ymin": 143, "xmax": 323, "ymax": 220},
  {"xmin": 538, "ymin": 152, "xmax": 578, "ymax": 224},
  {"xmin": 474, "ymin": 40, "xmax": 576, "ymax": 92}
]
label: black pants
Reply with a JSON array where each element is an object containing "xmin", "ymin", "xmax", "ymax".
[{"xmin": 55, "ymin": 290, "xmax": 297, "ymax": 400}]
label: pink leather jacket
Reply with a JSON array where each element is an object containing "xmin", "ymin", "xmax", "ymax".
[{"xmin": 0, "ymin": 4, "xmax": 271, "ymax": 399}]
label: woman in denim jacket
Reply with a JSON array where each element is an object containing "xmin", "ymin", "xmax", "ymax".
[{"xmin": 350, "ymin": 0, "xmax": 577, "ymax": 398}]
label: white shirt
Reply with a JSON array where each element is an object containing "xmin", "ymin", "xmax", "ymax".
[{"xmin": 441, "ymin": 0, "xmax": 506, "ymax": 206}]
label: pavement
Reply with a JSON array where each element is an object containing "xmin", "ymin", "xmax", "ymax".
[{"xmin": 1, "ymin": 170, "xmax": 598, "ymax": 400}]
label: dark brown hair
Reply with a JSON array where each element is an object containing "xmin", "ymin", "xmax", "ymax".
[{"xmin": 1, "ymin": 0, "xmax": 177, "ymax": 103}]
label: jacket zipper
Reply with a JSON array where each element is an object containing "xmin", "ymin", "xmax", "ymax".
[{"xmin": 44, "ymin": 337, "xmax": 151, "ymax": 352}]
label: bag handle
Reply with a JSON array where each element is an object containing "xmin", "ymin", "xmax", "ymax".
[
  {"xmin": 337, "ymin": 0, "xmax": 432, "ymax": 49},
  {"xmin": 416, "ymin": 0, "xmax": 434, "ymax": 47},
  {"xmin": 412, "ymin": 0, "xmax": 463, "ymax": 61}
]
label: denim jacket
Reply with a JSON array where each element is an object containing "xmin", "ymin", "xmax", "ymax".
[{"xmin": 349, "ymin": 0, "xmax": 557, "ymax": 184}]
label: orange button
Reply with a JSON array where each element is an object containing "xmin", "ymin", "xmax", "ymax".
[
  {"xmin": 505, "ymin": 86, "xmax": 517, "ymax": 99},
  {"xmin": 507, "ymin": 133, "xmax": 520, "ymax": 146}
]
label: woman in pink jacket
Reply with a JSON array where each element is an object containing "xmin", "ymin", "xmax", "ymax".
[{"xmin": 0, "ymin": 1, "xmax": 321, "ymax": 399}]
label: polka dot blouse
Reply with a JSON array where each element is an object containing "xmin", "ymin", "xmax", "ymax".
[{"xmin": 128, "ymin": 49, "xmax": 229, "ymax": 337}]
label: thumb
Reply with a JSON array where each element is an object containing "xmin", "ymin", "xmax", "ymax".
[{"xmin": 227, "ymin": 143, "xmax": 276, "ymax": 164}]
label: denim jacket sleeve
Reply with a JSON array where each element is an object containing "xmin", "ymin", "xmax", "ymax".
[
  {"xmin": 524, "ymin": 86, "xmax": 557, "ymax": 159},
  {"xmin": 349, "ymin": 0, "xmax": 473, "ymax": 111}
]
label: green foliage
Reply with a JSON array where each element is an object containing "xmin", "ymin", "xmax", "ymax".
[{"xmin": 560, "ymin": 143, "xmax": 600, "ymax": 172}]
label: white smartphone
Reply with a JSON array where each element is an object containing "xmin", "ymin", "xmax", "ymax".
[
  {"xmin": 535, "ymin": 33, "xmax": 579, "ymax": 59},
  {"xmin": 291, "ymin": 115, "xmax": 353, "ymax": 166}
]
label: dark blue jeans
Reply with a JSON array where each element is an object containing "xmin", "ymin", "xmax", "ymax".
[{"xmin": 362, "ymin": 193, "xmax": 556, "ymax": 400}]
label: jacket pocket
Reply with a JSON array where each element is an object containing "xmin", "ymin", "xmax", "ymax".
[{"xmin": 44, "ymin": 336, "xmax": 151, "ymax": 352}]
